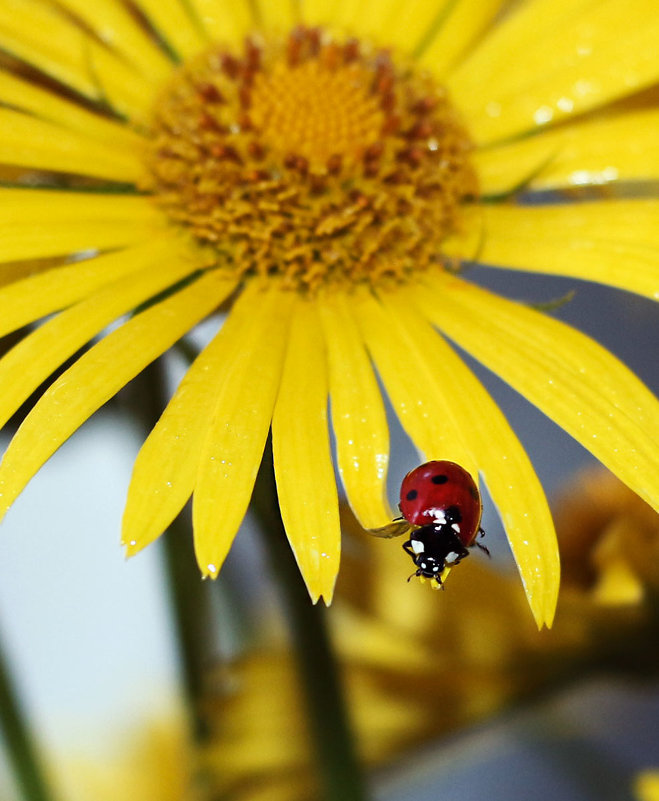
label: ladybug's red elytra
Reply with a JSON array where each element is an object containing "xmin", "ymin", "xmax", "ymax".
[{"xmin": 399, "ymin": 460, "xmax": 489, "ymax": 586}]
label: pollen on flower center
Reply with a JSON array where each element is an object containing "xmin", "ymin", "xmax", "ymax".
[
  {"xmin": 249, "ymin": 49, "xmax": 385, "ymax": 165},
  {"xmin": 143, "ymin": 27, "xmax": 478, "ymax": 292}
]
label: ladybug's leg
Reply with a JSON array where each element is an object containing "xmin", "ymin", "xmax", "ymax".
[
  {"xmin": 474, "ymin": 541, "xmax": 490, "ymax": 556},
  {"xmin": 402, "ymin": 539, "xmax": 415, "ymax": 557},
  {"xmin": 441, "ymin": 528, "xmax": 470, "ymax": 566},
  {"xmin": 447, "ymin": 544, "xmax": 470, "ymax": 565}
]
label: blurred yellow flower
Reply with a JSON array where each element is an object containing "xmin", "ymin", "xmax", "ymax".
[
  {"xmin": 202, "ymin": 479, "xmax": 659, "ymax": 801},
  {"xmin": 51, "ymin": 717, "xmax": 197, "ymax": 801},
  {"xmin": 0, "ymin": 0, "xmax": 658, "ymax": 627},
  {"xmin": 637, "ymin": 771, "xmax": 659, "ymax": 801}
]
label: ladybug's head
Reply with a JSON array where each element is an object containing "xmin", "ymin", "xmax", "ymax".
[
  {"xmin": 405, "ymin": 529, "xmax": 448, "ymax": 580},
  {"xmin": 408, "ymin": 553, "xmax": 446, "ymax": 581},
  {"xmin": 403, "ymin": 523, "xmax": 470, "ymax": 585}
]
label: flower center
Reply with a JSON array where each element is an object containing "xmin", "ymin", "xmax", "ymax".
[{"xmin": 143, "ymin": 27, "xmax": 478, "ymax": 292}]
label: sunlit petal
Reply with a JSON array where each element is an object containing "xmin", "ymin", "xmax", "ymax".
[
  {"xmin": 122, "ymin": 280, "xmax": 252, "ymax": 556},
  {"xmin": 422, "ymin": 272, "xmax": 659, "ymax": 514},
  {"xmin": 0, "ymin": 0, "xmax": 159, "ymax": 119},
  {"xmin": 1, "ymin": 216, "xmax": 164, "ymax": 264},
  {"xmin": 86, "ymin": 42, "xmax": 163, "ymax": 123},
  {"xmin": 193, "ymin": 286, "xmax": 294, "ymax": 578},
  {"xmin": 0, "ymin": 0, "xmax": 103, "ymax": 98},
  {"xmin": 0, "ymin": 190, "xmax": 159, "ymax": 227},
  {"xmin": 132, "ymin": 0, "xmax": 207, "ymax": 60},
  {"xmin": 318, "ymin": 291, "xmax": 392, "ymax": 529},
  {"xmin": 186, "ymin": 0, "xmax": 255, "ymax": 44},
  {"xmin": 0, "ymin": 71, "xmax": 146, "ymax": 150},
  {"xmin": 475, "ymin": 108, "xmax": 659, "ymax": 195},
  {"xmin": 0, "ymin": 236, "xmax": 192, "ymax": 338},
  {"xmin": 273, "ymin": 299, "xmax": 340, "ymax": 604},
  {"xmin": 418, "ymin": 0, "xmax": 505, "ymax": 77},
  {"xmin": 450, "ymin": 0, "xmax": 659, "ymax": 145},
  {"xmin": 0, "ymin": 270, "xmax": 225, "ymax": 520},
  {"xmin": 0, "ymin": 252, "xmax": 214, "ymax": 431},
  {"xmin": 56, "ymin": 0, "xmax": 173, "ymax": 80},
  {"xmin": 472, "ymin": 200, "xmax": 659, "ymax": 301},
  {"xmin": 255, "ymin": 0, "xmax": 298, "ymax": 34},
  {"xmin": 0, "ymin": 107, "xmax": 143, "ymax": 182},
  {"xmin": 353, "ymin": 287, "xmax": 477, "ymax": 478},
  {"xmin": 300, "ymin": 0, "xmax": 354, "ymax": 28},
  {"xmin": 334, "ymin": 0, "xmax": 402, "ymax": 43},
  {"xmin": 376, "ymin": 0, "xmax": 450, "ymax": 57}
]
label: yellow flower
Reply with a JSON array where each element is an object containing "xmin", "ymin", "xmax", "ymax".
[
  {"xmin": 636, "ymin": 771, "xmax": 659, "ymax": 801},
  {"xmin": 50, "ymin": 716, "xmax": 198, "ymax": 801},
  {"xmin": 202, "ymin": 492, "xmax": 659, "ymax": 801},
  {"xmin": 0, "ymin": 0, "xmax": 658, "ymax": 628}
]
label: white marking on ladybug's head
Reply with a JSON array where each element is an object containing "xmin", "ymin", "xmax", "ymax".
[
  {"xmin": 424, "ymin": 508, "xmax": 446, "ymax": 524},
  {"xmin": 445, "ymin": 552, "xmax": 459, "ymax": 564},
  {"xmin": 411, "ymin": 539, "xmax": 425, "ymax": 554},
  {"xmin": 432, "ymin": 565, "xmax": 440, "ymax": 572},
  {"xmin": 420, "ymin": 562, "xmax": 427, "ymax": 569},
  {"xmin": 451, "ymin": 523, "xmax": 461, "ymax": 533}
]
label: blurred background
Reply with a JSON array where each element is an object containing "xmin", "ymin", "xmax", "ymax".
[{"xmin": 0, "ymin": 268, "xmax": 657, "ymax": 800}]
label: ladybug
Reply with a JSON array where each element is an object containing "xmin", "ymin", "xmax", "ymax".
[{"xmin": 399, "ymin": 460, "xmax": 489, "ymax": 586}]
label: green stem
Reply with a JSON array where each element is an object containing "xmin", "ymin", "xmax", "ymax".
[
  {"xmin": 0, "ymin": 631, "xmax": 56, "ymax": 801},
  {"xmin": 252, "ymin": 436, "xmax": 370, "ymax": 801},
  {"xmin": 161, "ymin": 513, "xmax": 212, "ymax": 741},
  {"xmin": 132, "ymin": 360, "xmax": 212, "ymax": 742}
]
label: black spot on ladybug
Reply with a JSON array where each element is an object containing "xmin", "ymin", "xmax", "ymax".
[
  {"xmin": 469, "ymin": 484, "xmax": 479, "ymax": 500},
  {"xmin": 431, "ymin": 474, "xmax": 448, "ymax": 484},
  {"xmin": 406, "ymin": 489, "xmax": 418, "ymax": 501}
]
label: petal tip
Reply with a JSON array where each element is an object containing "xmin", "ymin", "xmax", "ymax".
[{"xmin": 201, "ymin": 561, "xmax": 220, "ymax": 579}]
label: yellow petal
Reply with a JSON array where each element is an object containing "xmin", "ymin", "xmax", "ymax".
[
  {"xmin": 475, "ymin": 108, "xmax": 659, "ymax": 195},
  {"xmin": 473, "ymin": 200, "xmax": 659, "ymax": 301},
  {"xmin": 0, "ymin": 0, "xmax": 102, "ymax": 98},
  {"xmin": 0, "ymin": 235, "xmax": 191, "ymax": 337},
  {"xmin": 0, "ymin": 260, "xmax": 64, "ymax": 291},
  {"xmin": 85, "ymin": 42, "xmax": 162, "ymax": 123},
  {"xmin": 0, "ymin": 70, "xmax": 145, "ymax": 151},
  {"xmin": 273, "ymin": 299, "xmax": 340, "ymax": 604},
  {"xmin": 424, "ymin": 272, "xmax": 659, "ymax": 514},
  {"xmin": 256, "ymin": 0, "xmax": 297, "ymax": 34},
  {"xmin": 0, "ymin": 0, "xmax": 158, "ymax": 120},
  {"xmin": 397, "ymin": 282, "xmax": 560, "ymax": 628},
  {"xmin": 1, "ymin": 214, "xmax": 166, "ymax": 264},
  {"xmin": 300, "ymin": 0, "xmax": 354, "ymax": 29},
  {"xmin": 123, "ymin": 280, "xmax": 253, "ymax": 556},
  {"xmin": 56, "ymin": 0, "xmax": 173, "ymax": 82},
  {"xmin": 418, "ymin": 0, "xmax": 506, "ymax": 78},
  {"xmin": 132, "ymin": 0, "xmax": 207, "ymax": 60},
  {"xmin": 0, "ymin": 189, "xmax": 158, "ymax": 226},
  {"xmin": 318, "ymin": 291, "xmax": 392, "ymax": 529},
  {"xmin": 329, "ymin": 0, "xmax": 401, "ymax": 42},
  {"xmin": 0, "ymin": 247, "xmax": 213, "ymax": 431},
  {"xmin": 0, "ymin": 269, "xmax": 225, "ymax": 519},
  {"xmin": 353, "ymin": 286, "xmax": 477, "ymax": 478},
  {"xmin": 450, "ymin": 0, "xmax": 659, "ymax": 145},
  {"xmin": 186, "ymin": 0, "xmax": 254, "ymax": 44},
  {"xmin": 448, "ymin": 0, "xmax": 594, "ymax": 91},
  {"xmin": 193, "ymin": 285, "xmax": 294, "ymax": 578},
  {"xmin": 0, "ymin": 107, "xmax": 143, "ymax": 182},
  {"xmin": 376, "ymin": 0, "xmax": 450, "ymax": 57}
]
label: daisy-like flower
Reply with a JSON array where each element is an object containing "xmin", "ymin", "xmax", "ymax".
[{"xmin": 0, "ymin": 0, "xmax": 658, "ymax": 629}]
